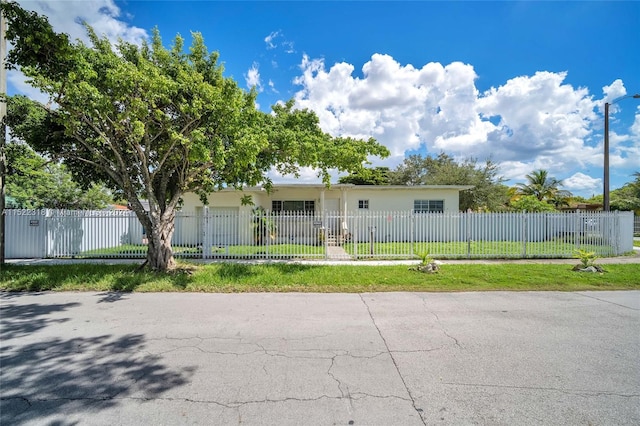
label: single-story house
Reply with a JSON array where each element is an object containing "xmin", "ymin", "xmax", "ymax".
[{"xmin": 176, "ymin": 184, "xmax": 473, "ymax": 246}]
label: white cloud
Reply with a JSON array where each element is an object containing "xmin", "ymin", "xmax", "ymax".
[
  {"xmin": 9, "ymin": 1, "xmax": 148, "ymax": 100},
  {"xmin": 266, "ymin": 166, "xmax": 329, "ymax": 184},
  {"xmin": 264, "ymin": 31, "xmax": 280, "ymax": 49},
  {"xmin": 631, "ymin": 107, "xmax": 640, "ymax": 137},
  {"xmin": 602, "ymin": 79, "xmax": 627, "ymax": 113},
  {"xmin": 268, "ymin": 80, "xmax": 278, "ymax": 94},
  {"xmin": 290, "ymin": 53, "xmax": 636, "ymax": 187},
  {"xmin": 245, "ymin": 63, "xmax": 262, "ymax": 91},
  {"xmin": 563, "ymin": 172, "xmax": 601, "ymax": 193},
  {"xmin": 16, "ymin": 0, "xmax": 147, "ymax": 45},
  {"xmin": 263, "ymin": 30, "xmax": 294, "ymax": 53},
  {"xmin": 282, "ymin": 41, "xmax": 295, "ymax": 54}
]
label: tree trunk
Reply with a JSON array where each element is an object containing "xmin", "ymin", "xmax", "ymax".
[{"xmin": 145, "ymin": 213, "xmax": 177, "ymax": 271}]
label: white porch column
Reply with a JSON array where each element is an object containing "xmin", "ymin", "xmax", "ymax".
[{"xmin": 341, "ymin": 189, "xmax": 348, "ymax": 235}]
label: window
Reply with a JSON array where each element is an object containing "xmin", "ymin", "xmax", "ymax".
[
  {"xmin": 413, "ymin": 200, "xmax": 444, "ymax": 213},
  {"xmin": 272, "ymin": 200, "xmax": 315, "ymax": 214},
  {"xmin": 358, "ymin": 200, "xmax": 369, "ymax": 210}
]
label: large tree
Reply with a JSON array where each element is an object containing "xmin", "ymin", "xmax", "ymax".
[
  {"xmin": 5, "ymin": 141, "xmax": 113, "ymax": 209},
  {"xmin": 1, "ymin": 2, "xmax": 388, "ymax": 270},
  {"xmin": 338, "ymin": 166, "xmax": 391, "ymax": 185},
  {"xmin": 588, "ymin": 172, "xmax": 640, "ymax": 212},
  {"xmin": 389, "ymin": 153, "xmax": 508, "ymax": 211},
  {"xmin": 515, "ymin": 169, "xmax": 572, "ymax": 204}
]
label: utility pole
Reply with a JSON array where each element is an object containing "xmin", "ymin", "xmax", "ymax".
[
  {"xmin": 603, "ymin": 94, "xmax": 640, "ymax": 211},
  {"xmin": 603, "ymin": 101, "xmax": 610, "ymax": 211},
  {"xmin": 0, "ymin": 3, "xmax": 7, "ymax": 268}
]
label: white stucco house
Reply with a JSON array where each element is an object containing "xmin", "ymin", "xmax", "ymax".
[
  {"xmin": 182, "ymin": 184, "xmax": 471, "ymax": 213},
  {"xmin": 176, "ymin": 184, "xmax": 473, "ymax": 246}
]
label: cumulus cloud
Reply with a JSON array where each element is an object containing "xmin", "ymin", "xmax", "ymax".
[
  {"xmin": 563, "ymin": 172, "xmax": 601, "ymax": 193},
  {"xmin": 245, "ymin": 63, "xmax": 262, "ymax": 91},
  {"xmin": 290, "ymin": 53, "xmax": 636, "ymax": 188},
  {"xmin": 630, "ymin": 107, "xmax": 640, "ymax": 137},
  {"xmin": 602, "ymin": 79, "xmax": 627, "ymax": 112},
  {"xmin": 266, "ymin": 166, "xmax": 329, "ymax": 184},
  {"xmin": 16, "ymin": 0, "xmax": 147, "ymax": 45},
  {"xmin": 9, "ymin": 1, "xmax": 148, "ymax": 102}
]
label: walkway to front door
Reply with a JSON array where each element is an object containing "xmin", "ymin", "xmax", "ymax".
[{"xmin": 326, "ymin": 245, "xmax": 351, "ymax": 260}]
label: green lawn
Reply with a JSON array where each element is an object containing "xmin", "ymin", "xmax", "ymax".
[
  {"xmin": 346, "ymin": 241, "xmax": 617, "ymax": 258},
  {"xmin": 1, "ymin": 262, "xmax": 638, "ymax": 293},
  {"xmin": 78, "ymin": 240, "xmax": 618, "ymax": 260},
  {"xmin": 80, "ymin": 243, "xmax": 325, "ymax": 259}
]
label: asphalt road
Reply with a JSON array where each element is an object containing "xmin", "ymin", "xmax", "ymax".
[{"xmin": 1, "ymin": 291, "xmax": 639, "ymax": 425}]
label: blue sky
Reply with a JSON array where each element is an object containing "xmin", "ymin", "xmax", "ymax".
[{"xmin": 9, "ymin": 1, "xmax": 640, "ymax": 197}]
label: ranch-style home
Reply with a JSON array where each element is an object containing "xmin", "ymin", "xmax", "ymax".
[
  {"xmin": 182, "ymin": 183, "xmax": 472, "ymax": 214},
  {"xmin": 177, "ymin": 184, "xmax": 473, "ymax": 246}
]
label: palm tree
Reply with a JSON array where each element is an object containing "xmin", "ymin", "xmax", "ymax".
[{"xmin": 515, "ymin": 169, "xmax": 572, "ymax": 202}]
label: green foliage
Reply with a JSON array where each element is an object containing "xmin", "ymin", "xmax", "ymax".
[
  {"xmin": 574, "ymin": 249, "xmax": 598, "ymax": 268},
  {"xmin": 338, "ymin": 167, "xmax": 391, "ymax": 185},
  {"xmin": 588, "ymin": 172, "xmax": 640, "ymax": 212},
  {"xmin": 0, "ymin": 2, "xmax": 388, "ymax": 270},
  {"xmin": 415, "ymin": 250, "xmax": 433, "ymax": 266},
  {"xmin": 252, "ymin": 207, "xmax": 277, "ymax": 245},
  {"xmin": 5, "ymin": 142, "xmax": 112, "ymax": 209},
  {"xmin": 515, "ymin": 169, "xmax": 572, "ymax": 204},
  {"xmin": 509, "ymin": 195, "xmax": 557, "ymax": 212},
  {"xmin": 388, "ymin": 152, "xmax": 508, "ymax": 211}
]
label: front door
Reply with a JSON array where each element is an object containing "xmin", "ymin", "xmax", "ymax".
[{"xmin": 325, "ymin": 198, "xmax": 340, "ymax": 234}]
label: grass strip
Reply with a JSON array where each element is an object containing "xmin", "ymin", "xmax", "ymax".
[
  {"xmin": 1, "ymin": 263, "xmax": 639, "ymax": 293},
  {"xmin": 79, "ymin": 240, "xmax": 621, "ymax": 260}
]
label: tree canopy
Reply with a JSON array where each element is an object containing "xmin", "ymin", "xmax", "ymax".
[
  {"xmin": 588, "ymin": 172, "xmax": 640, "ymax": 213},
  {"xmin": 1, "ymin": 1, "xmax": 388, "ymax": 270},
  {"xmin": 508, "ymin": 195, "xmax": 557, "ymax": 212},
  {"xmin": 338, "ymin": 167, "xmax": 391, "ymax": 185},
  {"xmin": 515, "ymin": 169, "xmax": 572, "ymax": 204},
  {"xmin": 388, "ymin": 153, "xmax": 508, "ymax": 211},
  {"xmin": 5, "ymin": 141, "xmax": 113, "ymax": 209}
]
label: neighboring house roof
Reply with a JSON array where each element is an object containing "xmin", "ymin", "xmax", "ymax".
[
  {"xmin": 110, "ymin": 204, "xmax": 130, "ymax": 210},
  {"xmin": 560, "ymin": 203, "xmax": 602, "ymax": 212}
]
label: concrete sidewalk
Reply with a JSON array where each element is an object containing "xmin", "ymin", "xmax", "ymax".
[{"xmin": 1, "ymin": 291, "xmax": 639, "ymax": 425}]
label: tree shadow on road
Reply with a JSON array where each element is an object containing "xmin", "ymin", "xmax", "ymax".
[{"xmin": 0, "ymin": 296, "xmax": 196, "ymax": 425}]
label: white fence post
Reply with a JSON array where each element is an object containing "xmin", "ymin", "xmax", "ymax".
[
  {"xmin": 466, "ymin": 212, "xmax": 471, "ymax": 259},
  {"xmin": 202, "ymin": 206, "xmax": 209, "ymax": 259},
  {"xmin": 521, "ymin": 212, "xmax": 527, "ymax": 258},
  {"xmin": 41, "ymin": 209, "xmax": 48, "ymax": 258}
]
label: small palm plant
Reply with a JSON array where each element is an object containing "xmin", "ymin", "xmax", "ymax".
[
  {"xmin": 412, "ymin": 250, "xmax": 439, "ymax": 273},
  {"xmin": 574, "ymin": 249, "xmax": 597, "ymax": 268},
  {"xmin": 416, "ymin": 250, "xmax": 433, "ymax": 266},
  {"xmin": 572, "ymin": 249, "xmax": 604, "ymax": 272}
]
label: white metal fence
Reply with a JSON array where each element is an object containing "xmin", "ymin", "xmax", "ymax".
[{"xmin": 5, "ymin": 209, "xmax": 634, "ymax": 260}]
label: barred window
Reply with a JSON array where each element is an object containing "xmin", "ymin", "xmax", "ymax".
[
  {"xmin": 413, "ymin": 200, "xmax": 444, "ymax": 213},
  {"xmin": 358, "ymin": 200, "xmax": 369, "ymax": 209}
]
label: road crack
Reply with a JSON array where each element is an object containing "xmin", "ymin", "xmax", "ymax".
[{"xmin": 359, "ymin": 294, "xmax": 427, "ymax": 425}]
